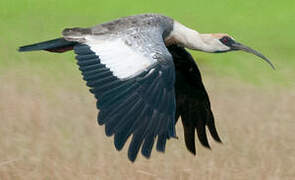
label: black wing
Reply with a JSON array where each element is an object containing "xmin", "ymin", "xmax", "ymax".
[
  {"xmin": 168, "ymin": 45, "xmax": 222, "ymax": 155},
  {"xmin": 74, "ymin": 44, "xmax": 176, "ymax": 162}
]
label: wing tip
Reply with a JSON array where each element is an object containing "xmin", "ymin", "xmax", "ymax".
[
  {"xmin": 213, "ymin": 135, "xmax": 223, "ymax": 144},
  {"xmin": 198, "ymin": 136, "xmax": 211, "ymax": 149},
  {"xmin": 128, "ymin": 153, "xmax": 137, "ymax": 163},
  {"xmin": 188, "ymin": 148, "xmax": 196, "ymax": 155}
]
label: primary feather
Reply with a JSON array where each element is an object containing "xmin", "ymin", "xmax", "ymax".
[{"xmin": 18, "ymin": 13, "xmax": 228, "ymax": 162}]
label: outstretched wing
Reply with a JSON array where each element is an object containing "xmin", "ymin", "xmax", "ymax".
[
  {"xmin": 72, "ymin": 32, "xmax": 176, "ymax": 161},
  {"xmin": 168, "ymin": 45, "xmax": 222, "ymax": 155}
]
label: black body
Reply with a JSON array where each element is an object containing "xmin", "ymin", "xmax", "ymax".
[
  {"xmin": 19, "ymin": 39, "xmax": 222, "ymax": 161},
  {"xmin": 168, "ymin": 45, "xmax": 222, "ymax": 154}
]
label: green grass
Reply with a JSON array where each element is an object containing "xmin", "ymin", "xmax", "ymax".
[{"xmin": 0, "ymin": 0, "xmax": 294, "ymax": 87}]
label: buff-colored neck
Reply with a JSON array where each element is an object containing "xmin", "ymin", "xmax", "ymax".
[{"xmin": 165, "ymin": 21, "xmax": 230, "ymax": 52}]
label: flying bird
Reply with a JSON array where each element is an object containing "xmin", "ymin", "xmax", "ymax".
[{"xmin": 19, "ymin": 13, "xmax": 274, "ymax": 162}]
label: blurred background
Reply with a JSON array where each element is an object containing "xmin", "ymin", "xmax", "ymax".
[{"xmin": 0, "ymin": 0, "xmax": 294, "ymax": 179}]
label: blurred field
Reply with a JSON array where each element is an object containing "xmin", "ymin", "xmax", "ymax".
[
  {"xmin": 1, "ymin": 72, "xmax": 294, "ymax": 180},
  {"xmin": 1, "ymin": 0, "xmax": 294, "ymax": 86},
  {"xmin": 0, "ymin": 0, "xmax": 295, "ymax": 179}
]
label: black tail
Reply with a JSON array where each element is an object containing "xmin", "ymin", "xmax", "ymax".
[{"xmin": 19, "ymin": 38, "xmax": 77, "ymax": 53}]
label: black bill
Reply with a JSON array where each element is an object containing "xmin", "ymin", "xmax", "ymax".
[{"xmin": 231, "ymin": 42, "xmax": 275, "ymax": 70}]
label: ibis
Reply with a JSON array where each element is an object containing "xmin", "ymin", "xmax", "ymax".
[{"xmin": 19, "ymin": 13, "xmax": 274, "ymax": 162}]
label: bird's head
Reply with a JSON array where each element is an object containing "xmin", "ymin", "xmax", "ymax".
[
  {"xmin": 169, "ymin": 21, "xmax": 274, "ymax": 69},
  {"xmin": 202, "ymin": 33, "xmax": 275, "ymax": 69}
]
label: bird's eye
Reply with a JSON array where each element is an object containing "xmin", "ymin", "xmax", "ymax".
[{"xmin": 220, "ymin": 36, "xmax": 233, "ymax": 46}]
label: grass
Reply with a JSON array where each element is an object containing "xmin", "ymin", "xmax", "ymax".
[
  {"xmin": 0, "ymin": 0, "xmax": 295, "ymax": 179},
  {"xmin": 0, "ymin": 0, "xmax": 294, "ymax": 86},
  {"xmin": 1, "ymin": 73, "xmax": 294, "ymax": 179}
]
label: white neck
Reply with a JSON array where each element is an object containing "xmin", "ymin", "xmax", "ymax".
[{"xmin": 165, "ymin": 21, "xmax": 229, "ymax": 52}]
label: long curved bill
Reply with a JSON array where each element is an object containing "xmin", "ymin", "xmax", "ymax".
[{"xmin": 231, "ymin": 42, "xmax": 275, "ymax": 70}]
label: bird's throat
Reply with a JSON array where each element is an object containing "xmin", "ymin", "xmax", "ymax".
[{"xmin": 165, "ymin": 21, "xmax": 219, "ymax": 53}]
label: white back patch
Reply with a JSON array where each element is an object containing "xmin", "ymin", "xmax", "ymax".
[{"xmin": 86, "ymin": 39, "xmax": 156, "ymax": 79}]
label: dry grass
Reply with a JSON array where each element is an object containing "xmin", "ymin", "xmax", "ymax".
[{"xmin": 0, "ymin": 70, "xmax": 294, "ymax": 180}]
